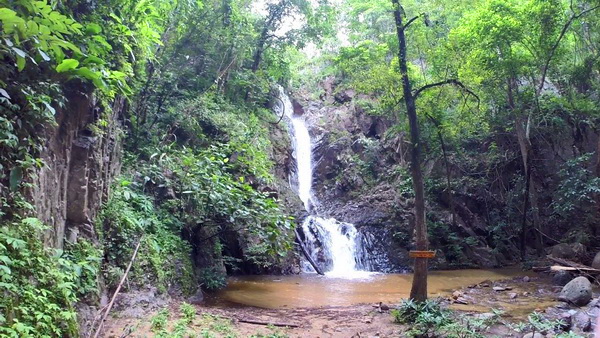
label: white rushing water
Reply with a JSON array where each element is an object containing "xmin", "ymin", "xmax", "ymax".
[
  {"xmin": 279, "ymin": 88, "xmax": 313, "ymax": 210},
  {"xmin": 276, "ymin": 86, "xmax": 374, "ymax": 279}
]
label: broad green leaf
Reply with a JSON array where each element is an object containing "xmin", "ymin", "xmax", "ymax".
[
  {"xmin": 26, "ymin": 20, "xmax": 39, "ymax": 35},
  {"xmin": 55, "ymin": 58, "xmax": 79, "ymax": 72},
  {"xmin": 73, "ymin": 67, "xmax": 100, "ymax": 80},
  {"xmin": 16, "ymin": 56, "xmax": 25, "ymax": 71},
  {"xmin": 0, "ymin": 8, "xmax": 17, "ymax": 21},
  {"xmin": 83, "ymin": 55, "xmax": 104, "ymax": 65},
  {"xmin": 85, "ymin": 23, "xmax": 102, "ymax": 34}
]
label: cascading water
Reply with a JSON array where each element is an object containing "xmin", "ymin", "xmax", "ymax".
[{"xmin": 276, "ymin": 86, "xmax": 374, "ymax": 278}]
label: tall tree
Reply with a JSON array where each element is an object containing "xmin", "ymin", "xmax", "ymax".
[
  {"xmin": 391, "ymin": 0, "xmax": 479, "ymax": 301},
  {"xmin": 391, "ymin": 0, "xmax": 428, "ymax": 301}
]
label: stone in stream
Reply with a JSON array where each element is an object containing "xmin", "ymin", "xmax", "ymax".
[
  {"xmin": 592, "ymin": 252, "xmax": 600, "ymax": 269},
  {"xmin": 553, "ymin": 270, "xmax": 574, "ymax": 286},
  {"xmin": 573, "ymin": 311, "xmax": 593, "ymax": 332},
  {"xmin": 558, "ymin": 276, "xmax": 592, "ymax": 306}
]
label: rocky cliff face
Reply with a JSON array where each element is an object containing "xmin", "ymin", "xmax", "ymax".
[
  {"xmin": 288, "ymin": 77, "xmax": 600, "ymax": 271},
  {"xmin": 31, "ymin": 85, "xmax": 123, "ymax": 250}
]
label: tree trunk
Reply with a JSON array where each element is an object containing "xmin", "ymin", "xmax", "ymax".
[
  {"xmin": 515, "ymin": 115, "xmax": 544, "ymax": 258},
  {"xmin": 392, "ymin": 0, "xmax": 428, "ymax": 302}
]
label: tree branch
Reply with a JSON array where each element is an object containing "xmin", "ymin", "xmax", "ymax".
[
  {"xmin": 414, "ymin": 79, "xmax": 480, "ymax": 105},
  {"xmin": 537, "ymin": 4, "xmax": 600, "ymax": 95},
  {"xmin": 403, "ymin": 13, "xmax": 423, "ymax": 30}
]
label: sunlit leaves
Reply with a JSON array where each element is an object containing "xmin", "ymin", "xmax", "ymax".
[{"xmin": 55, "ymin": 58, "xmax": 79, "ymax": 72}]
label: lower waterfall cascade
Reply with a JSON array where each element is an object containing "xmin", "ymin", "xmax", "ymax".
[{"xmin": 276, "ymin": 86, "xmax": 376, "ymax": 278}]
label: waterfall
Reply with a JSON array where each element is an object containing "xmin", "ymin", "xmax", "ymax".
[{"xmin": 276, "ymin": 86, "xmax": 374, "ymax": 278}]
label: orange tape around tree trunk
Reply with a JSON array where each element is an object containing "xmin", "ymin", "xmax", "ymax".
[{"xmin": 409, "ymin": 251, "xmax": 436, "ymax": 258}]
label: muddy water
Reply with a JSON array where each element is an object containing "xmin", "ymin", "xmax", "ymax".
[{"xmin": 209, "ymin": 269, "xmax": 537, "ymax": 309}]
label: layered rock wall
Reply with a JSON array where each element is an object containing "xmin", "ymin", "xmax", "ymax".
[{"xmin": 31, "ymin": 85, "xmax": 123, "ymax": 249}]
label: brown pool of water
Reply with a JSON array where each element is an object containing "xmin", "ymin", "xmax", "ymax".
[{"xmin": 207, "ymin": 268, "xmax": 535, "ymax": 309}]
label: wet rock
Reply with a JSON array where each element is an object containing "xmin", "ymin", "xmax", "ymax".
[
  {"xmin": 474, "ymin": 313, "xmax": 496, "ymax": 320},
  {"xmin": 493, "ymin": 286, "xmax": 509, "ymax": 291},
  {"xmin": 452, "ymin": 291, "xmax": 463, "ymax": 299},
  {"xmin": 573, "ymin": 311, "xmax": 592, "ymax": 332},
  {"xmin": 553, "ymin": 270, "xmax": 574, "ymax": 286},
  {"xmin": 334, "ymin": 89, "xmax": 355, "ymax": 104},
  {"xmin": 559, "ymin": 276, "xmax": 592, "ymax": 306},
  {"xmin": 523, "ymin": 276, "xmax": 531, "ymax": 283},
  {"xmin": 188, "ymin": 289, "xmax": 205, "ymax": 305},
  {"xmin": 592, "ymin": 252, "xmax": 600, "ymax": 269},
  {"xmin": 571, "ymin": 243, "xmax": 587, "ymax": 262},
  {"xmin": 509, "ymin": 292, "xmax": 518, "ymax": 299},
  {"xmin": 522, "ymin": 332, "xmax": 544, "ymax": 338},
  {"xmin": 550, "ymin": 243, "xmax": 576, "ymax": 260},
  {"xmin": 454, "ymin": 297, "xmax": 469, "ymax": 305}
]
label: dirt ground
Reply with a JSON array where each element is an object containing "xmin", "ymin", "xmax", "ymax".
[{"xmin": 100, "ymin": 276, "xmax": 589, "ymax": 338}]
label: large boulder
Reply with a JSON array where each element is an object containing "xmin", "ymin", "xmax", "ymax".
[
  {"xmin": 592, "ymin": 252, "xmax": 600, "ymax": 269},
  {"xmin": 559, "ymin": 276, "xmax": 593, "ymax": 306},
  {"xmin": 553, "ymin": 270, "xmax": 574, "ymax": 286},
  {"xmin": 550, "ymin": 243, "xmax": 576, "ymax": 260}
]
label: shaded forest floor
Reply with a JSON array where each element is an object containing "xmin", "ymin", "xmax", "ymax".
[{"xmin": 101, "ymin": 275, "xmax": 599, "ymax": 337}]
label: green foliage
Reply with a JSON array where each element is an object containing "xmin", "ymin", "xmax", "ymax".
[
  {"xmin": 0, "ymin": 218, "xmax": 82, "ymax": 337},
  {"xmin": 508, "ymin": 311, "xmax": 568, "ymax": 336},
  {"xmin": 199, "ymin": 266, "xmax": 227, "ymax": 291},
  {"xmin": 180, "ymin": 302, "xmax": 196, "ymax": 324},
  {"xmin": 150, "ymin": 308, "xmax": 169, "ymax": 332},
  {"xmin": 551, "ymin": 153, "xmax": 600, "ymax": 244},
  {"xmin": 98, "ymin": 182, "xmax": 196, "ymax": 294},
  {"xmin": 392, "ymin": 299, "xmax": 500, "ymax": 337},
  {"xmin": 63, "ymin": 239, "xmax": 102, "ymax": 300},
  {"xmin": 392, "ymin": 298, "xmax": 453, "ymax": 337}
]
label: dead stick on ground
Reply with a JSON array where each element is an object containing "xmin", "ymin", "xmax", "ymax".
[
  {"xmin": 238, "ymin": 318, "xmax": 300, "ymax": 328},
  {"xmin": 92, "ymin": 239, "xmax": 143, "ymax": 338}
]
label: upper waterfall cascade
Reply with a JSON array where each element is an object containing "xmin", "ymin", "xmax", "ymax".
[{"xmin": 276, "ymin": 87, "xmax": 375, "ymax": 278}]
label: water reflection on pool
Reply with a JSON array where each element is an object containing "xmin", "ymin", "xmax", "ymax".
[{"xmin": 207, "ymin": 268, "xmax": 533, "ymax": 309}]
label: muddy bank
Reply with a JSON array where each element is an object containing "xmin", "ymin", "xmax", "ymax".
[{"xmin": 100, "ymin": 274, "xmax": 599, "ymax": 337}]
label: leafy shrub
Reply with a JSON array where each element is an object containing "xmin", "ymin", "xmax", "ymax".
[
  {"xmin": 392, "ymin": 299, "xmax": 498, "ymax": 337},
  {"xmin": 151, "ymin": 308, "xmax": 169, "ymax": 332},
  {"xmin": 180, "ymin": 302, "xmax": 196, "ymax": 324},
  {"xmin": 199, "ymin": 267, "xmax": 228, "ymax": 291},
  {"xmin": 0, "ymin": 218, "xmax": 80, "ymax": 336},
  {"xmin": 551, "ymin": 153, "xmax": 600, "ymax": 244},
  {"xmin": 98, "ymin": 181, "xmax": 196, "ymax": 294}
]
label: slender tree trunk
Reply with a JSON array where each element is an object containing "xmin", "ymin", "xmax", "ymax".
[
  {"xmin": 427, "ymin": 114, "xmax": 456, "ymax": 226},
  {"xmin": 392, "ymin": 0, "xmax": 428, "ymax": 302},
  {"xmin": 516, "ymin": 114, "xmax": 544, "ymax": 258}
]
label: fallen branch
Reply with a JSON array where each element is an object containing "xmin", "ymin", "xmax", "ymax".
[
  {"xmin": 295, "ymin": 228, "xmax": 324, "ymax": 275},
  {"xmin": 92, "ymin": 239, "xmax": 143, "ymax": 338},
  {"xmin": 547, "ymin": 255, "xmax": 594, "ymax": 270},
  {"xmin": 550, "ymin": 265, "xmax": 600, "ymax": 273},
  {"xmin": 238, "ymin": 318, "xmax": 300, "ymax": 328}
]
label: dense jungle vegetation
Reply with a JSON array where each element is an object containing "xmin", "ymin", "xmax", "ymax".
[{"xmin": 0, "ymin": 0, "xmax": 599, "ymax": 336}]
